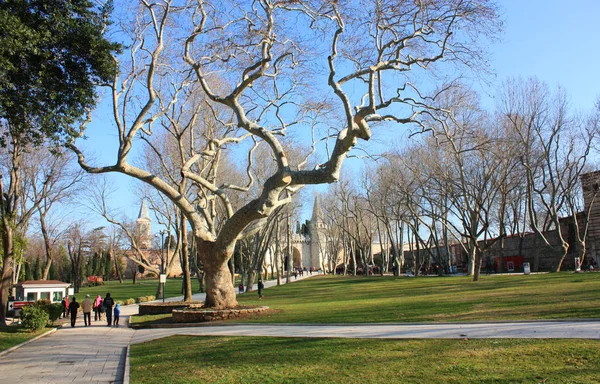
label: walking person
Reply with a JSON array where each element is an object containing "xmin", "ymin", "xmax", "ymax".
[
  {"xmin": 81, "ymin": 294, "xmax": 93, "ymax": 326},
  {"xmin": 103, "ymin": 293, "xmax": 115, "ymax": 327},
  {"xmin": 113, "ymin": 303, "xmax": 120, "ymax": 327},
  {"xmin": 61, "ymin": 297, "xmax": 67, "ymax": 319},
  {"xmin": 68, "ymin": 296, "xmax": 79, "ymax": 328},
  {"xmin": 257, "ymin": 279, "xmax": 264, "ymax": 299},
  {"xmin": 62, "ymin": 296, "xmax": 70, "ymax": 318},
  {"xmin": 93, "ymin": 295, "xmax": 103, "ymax": 321}
]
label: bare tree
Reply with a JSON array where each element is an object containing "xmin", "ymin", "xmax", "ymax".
[
  {"xmin": 25, "ymin": 147, "xmax": 84, "ymax": 279},
  {"xmin": 502, "ymin": 78, "xmax": 596, "ymax": 271},
  {"xmin": 68, "ymin": 0, "xmax": 500, "ymax": 308}
]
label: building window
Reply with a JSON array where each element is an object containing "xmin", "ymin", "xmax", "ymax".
[
  {"xmin": 27, "ymin": 292, "xmax": 37, "ymax": 301},
  {"xmin": 53, "ymin": 291, "xmax": 63, "ymax": 302},
  {"xmin": 40, "ymin": 292, "xmax": 50, "ymax": 300}
]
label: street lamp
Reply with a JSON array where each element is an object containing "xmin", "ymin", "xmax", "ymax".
[{"xmin": 158, "ymin": 230, "xmax": 167, "ymax": 302}]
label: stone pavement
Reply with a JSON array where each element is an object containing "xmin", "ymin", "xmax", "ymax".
[
  {"xmin": 1, "ymin": 272, "xmax": 599, "ymax": 383},
  {"xmin": 131, "ymin": 321, "xmax": 600, "ymax": 345},
  {"xmin": 0, "ymin": 322, "xmax": 133, "ymax": 384}
]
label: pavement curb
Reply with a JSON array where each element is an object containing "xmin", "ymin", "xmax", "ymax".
[
  {"xmin": 123, "ymin": 344, "xmax": 131, "ymax": 384},
  {"xmin": 0, "ymin": 327, "xmax": 57, "ymax": 358}
]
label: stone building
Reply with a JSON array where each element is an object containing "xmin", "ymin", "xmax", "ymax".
[{"xmin": 265, "ymin": 195, "xmax": 337, "ymax": 272}]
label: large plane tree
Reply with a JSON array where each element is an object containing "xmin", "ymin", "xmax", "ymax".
[{"xmin": 70, "ymin": 0, "xmax": 500, "ymax": 309}]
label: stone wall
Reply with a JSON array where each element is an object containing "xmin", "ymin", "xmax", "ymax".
[
  {"xmin": 139, "ymin": 302, "xmax": 192, "ymax": 315},
  {"xmin": 172, "ymin": 306, "xmax": 269, "ymax": 323}
]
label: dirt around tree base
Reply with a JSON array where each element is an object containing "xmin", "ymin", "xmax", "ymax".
[{"xmin": 172, "ymin": 305, "xmax": 270, "ymax": 323}]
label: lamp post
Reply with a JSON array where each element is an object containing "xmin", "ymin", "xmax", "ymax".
[{"xmin": 158, "ymin": 230, "xmax": 167, "ymax": 302}]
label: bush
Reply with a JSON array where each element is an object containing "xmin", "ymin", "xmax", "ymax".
[
  {"xmin": 33, "ymin": 300, "xmax": 63, "ymax": 324},
  {"xmin": 125, "ymin": 298, "xmax": 136, "ymax": 305},
  {"xmin": 136, "ymin": 295, "xmax": 156, "ymax": 303},
  {"xmin": 115, "ymin": 300, "xmax": 124, "ymax": 306},
  {"xmin": 21, "ymin": 305, "xmax": 49, "ymax": 331}
]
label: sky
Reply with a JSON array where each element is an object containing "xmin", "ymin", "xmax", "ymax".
[{"xmin": 75, "ymin": 0, "xmax": 600, "ymax": 231}]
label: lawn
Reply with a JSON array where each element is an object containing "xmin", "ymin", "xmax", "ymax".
[
  {"xmin": 130, "ymin": 335, "xmax": 600, "ymax": 384},
  {"xmin": 75, "ymin": 278, "xmax": 201, "ymax": 303},
  {"xmin": 230, "ymin": 273, "xmax": 600, "ymax": 323},
  {"xmin": 0, "ymin": 326, "xmax": 52, "ymax": 352}
]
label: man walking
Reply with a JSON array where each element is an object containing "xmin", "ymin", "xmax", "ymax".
[
  {"xmin": 103, "ymin": 293, "xmax": 115, "ymax": 327},
  {"xmin": 81, "ymin": 294, "xmax": 94, "ymax": 326},
  {"xmin": 68, "ymin": 296, "xmax": 79, "ymax": 328},
  {"xmin": 257, "ymin": 279, "xmax": 264, "ymax": 299}
]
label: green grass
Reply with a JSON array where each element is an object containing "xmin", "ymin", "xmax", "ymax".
[
  {"xmin": 130, "ymin": 313, "xmax": 172, "ymax": 327},
  {"xmin": 232, "ymin": 273, "xmax": 600, "ymax": 323},
  {"xmin": 74, "ymin": 278, "xmax": 200, "ymax": 303},
  {"xmin": 0, "ymin": 326, "xmax": 51, "ymax": 352},
  {"xmin": 130, "ymin": 336, "xmax": 600, "ymax": 384}
]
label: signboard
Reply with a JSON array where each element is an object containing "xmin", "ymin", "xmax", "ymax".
[
  {"xmin": 8, "ymin": 301, "xmax": 32, "ymax": 317},
  {"xmin": 159, "ymin": 274, "xmax": 167, "ymax": 283},
  {"xmin": 11, "ymin": 301, "xmax": 32, "ymax": 310},
  {"xmin": 523, "ymin": 262, "xmax": 531, "ymax": 275}
]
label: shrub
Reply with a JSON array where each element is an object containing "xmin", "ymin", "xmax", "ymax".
[
  {"xmin": 125, "ymin": 298, "xmax": 136, "ymax": 305},
  {"xmin": 33, "ymin": 300, "xmax": 62, "ymax": 323},
  {"xmin": 136, "ymin": 295, "xmax": 157, "ymax": 303},
  {"xmin": 115, "ymin": 300, "xmax": 124, "ymax": 306},
  {"xmin": 21, "ymin": 305, "xmax": 49, "ymax": 331}
]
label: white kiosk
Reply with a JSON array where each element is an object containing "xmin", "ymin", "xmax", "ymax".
[{"xmin": 13, "ymin": 280, "xmax": 71, "ymax": 303}]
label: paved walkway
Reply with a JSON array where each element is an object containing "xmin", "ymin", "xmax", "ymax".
[
  {"xmin": 0, "ymin": 323, "xmax": 133, "ymax": 383},
  {"xmin": 1, "ymin": 273, "xmax": 599, "ymax": 383},
  {"xmin": 131, "ymin": 321, "xmax": 600, "ymax": 345}
]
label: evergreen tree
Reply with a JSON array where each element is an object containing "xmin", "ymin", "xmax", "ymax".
[
  {"xmin": 48, "ymin": 261, "xmax": 56, "ymax": 280},
  {"xmin": 33, "ymin": 257, "xmax": 41, "ymax": 280}
]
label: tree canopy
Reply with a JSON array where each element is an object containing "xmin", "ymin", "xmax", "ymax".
[{"xmin": 0, "ymin": 0, "xmax": 120, "ymax": 146}]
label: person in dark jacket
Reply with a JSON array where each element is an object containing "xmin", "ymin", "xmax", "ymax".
[
  {"xmin": 257, "ymin": 279, "xmax": 264, "ymax": 299},
  {"xmin": 103, "ymin": 293, "xmax": 115, "ymax": 327},
  {"xmin": 68, "ymin": 296, "xmax": 80, "ymax": 327},
  {"xmin": 61, "ymin": 297, "xmax": 67, "ymax": 318}
]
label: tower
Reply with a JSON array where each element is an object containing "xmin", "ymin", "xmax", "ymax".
[
  {"xmin": 309, "ymin": 194, "xmax": 327, "ymax": 269},
  {"xmin": 136, "ymin": 199, "xmax": 152, "ymax": 249}
]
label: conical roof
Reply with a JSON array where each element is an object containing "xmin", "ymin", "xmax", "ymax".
[
  {"xmin": 311, "ymin": 194, "xmax": 323, "ymax": 224},
  {"xmin": 137, "ymin": 199, "xmax": 152, "ymax": 221}
]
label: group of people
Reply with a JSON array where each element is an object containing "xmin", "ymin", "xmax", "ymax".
[
  {"xmin": 61, "ymin": 293, "xmax": 120, "ymax": 328},
  {"xmin": 237, "ymin": 279, "xmax": 265, "ymax": 299}
]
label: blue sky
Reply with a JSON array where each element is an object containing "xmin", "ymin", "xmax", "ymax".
[
  {"xmin": 487, "ymin": 0, "xmax": 599, "ymax": 110},
  {"xmin": 77, "ymin": 0, "xmax": 600, "ymax": 229}
]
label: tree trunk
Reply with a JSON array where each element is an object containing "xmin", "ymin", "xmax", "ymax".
[
  {"xmin": 473, "ymin": 249, "xmax": 483, "ymax": 282},
  {"xmin": 180, "ymin": 214, "xmax": 192, "ymax": 301},
  {"xmin": 246, "ymin": 269, "xmax": 256, "ymax": 292},
  {"xmin": 0, "ymin": 222, "xmax": 14, "ymax": 327},
  {"xmin": 40, "ymin": 213, "xmax": 53, "ymax": 280},
  {"xmin": 114, "ymin": 251, "xmax": 123, "ymax": 283},
  {"xmin": 554, "ymin": 243, "xmax": 570, "ymax": 272},
  {"xmin": 467, "ymin": 245, "xmax": 476, "ymax": 276},
  {"xmin": 203, "ymin": 253, "xmax": 238, "ymax": 309}
]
